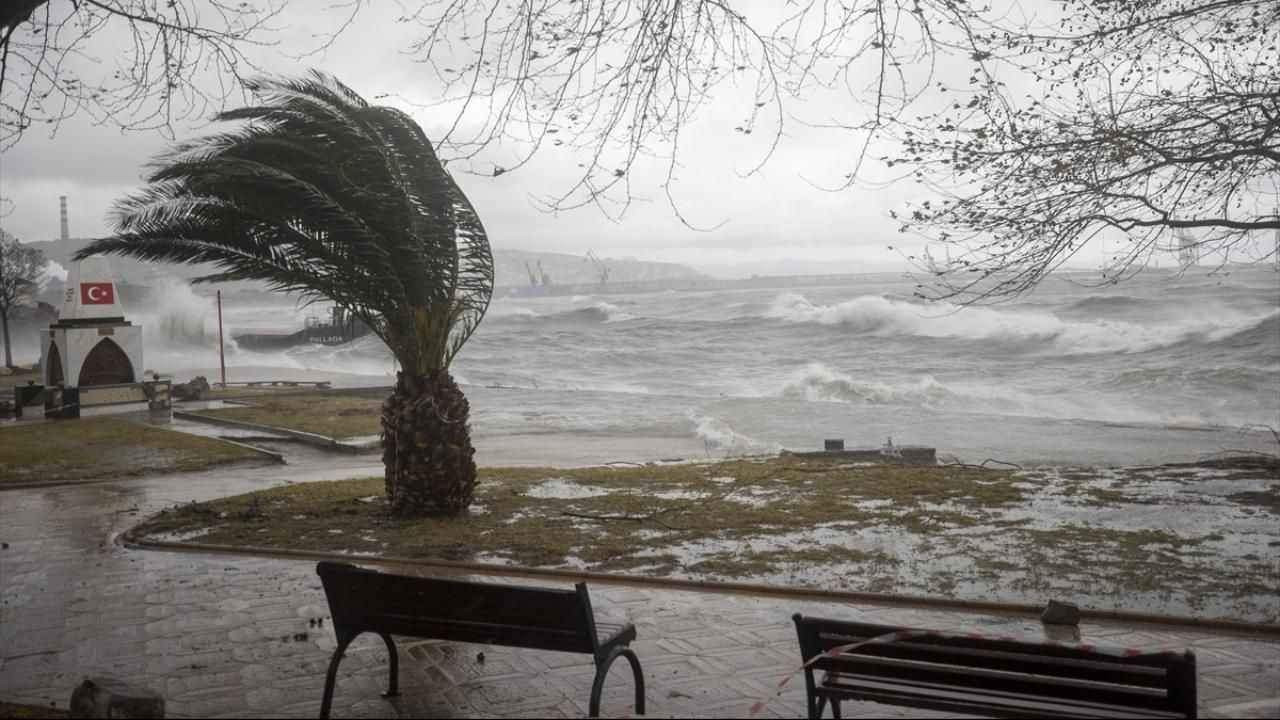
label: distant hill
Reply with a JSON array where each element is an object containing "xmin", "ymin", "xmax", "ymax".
[
  {"xmin": 494, "ymin": 249, "xmax": 705, "ymax": 289},
  {"xmin": 23, "ymin": 236, "xmax": 707, "ymax": 292}
]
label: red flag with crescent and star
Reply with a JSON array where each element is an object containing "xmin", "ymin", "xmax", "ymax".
[{"xmin": 80, "ymin": 282, "xmax": 115, "ymax": 305}]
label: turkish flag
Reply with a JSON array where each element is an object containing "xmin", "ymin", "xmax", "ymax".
[{"xmin": 80, "ymin": 282, "xmax": 115, "ymax": 305}]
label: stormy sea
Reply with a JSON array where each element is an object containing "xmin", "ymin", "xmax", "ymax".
[{"xmin": 147, "ymin": 265, "xmax": 1280, "ymax": 467}]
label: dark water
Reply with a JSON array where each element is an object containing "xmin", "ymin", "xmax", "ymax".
[{"xmin": 151, "ymin": 266, "xmax": 1280, "ymax": 465}]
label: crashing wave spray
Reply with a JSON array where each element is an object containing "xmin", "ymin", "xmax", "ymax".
[{"xmin": 764, "ymin": 292, "xmax": 1265, "ymax": 354}]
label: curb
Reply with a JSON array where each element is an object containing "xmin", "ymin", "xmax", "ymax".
[
  {"xmin": 174, "ymin": 411, "xmax": 376, "ymax": 454},
  {"xmin": 211, "ymin": 437, "xmax": 287, "ymax": 464},
  {"xmin": 4, "ymin": 476, "xmax": 159, "ymax": 491},
  {"xmin": 208, "ymin": 385, "xmax": 393, "ymax": 402},
  {"xmin": 119, "ymin": 531, "xmax": 1280, "ymax": 638}
]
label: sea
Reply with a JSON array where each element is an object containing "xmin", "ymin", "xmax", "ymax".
[{"xmin": 144, "ymin": 265, "xmax": 1280, "ymax": 467}]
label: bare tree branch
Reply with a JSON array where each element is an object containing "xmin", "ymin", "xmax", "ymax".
[
  {"xmin": 401, "ymin": 1, "xmax": 1278, "ymax": 296},
  {"xmin": 0, "ymin": 1, "xmax": 362, "ymax": 149},
  {"xmin": 886, "ymin": 0, "xmax": 1280, "ymax": 301},
  {"xmin": 400, "ymin": 0, "xmax": 991, "ymax": 223}
]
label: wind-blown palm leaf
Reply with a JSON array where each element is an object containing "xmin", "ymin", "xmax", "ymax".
[{"xmin": 75, "ymin": 71, "xmax": 493, "ymax": 374}]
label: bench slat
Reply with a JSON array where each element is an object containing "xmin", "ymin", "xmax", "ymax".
[
  {"xmin": 822, "ymin": 652, "xmax": 1169, "ymax": 695},
  {"xmin": 364, "ymin": 615, "xmax": 635, "ymax": 654},
  {"xmin": 812, "ymin": 653, "xmax": 1175, "ymax": 711},
  {"xmin": 815, "ymin": 634, "xmax": 1170, "ymax": 687},
  {"xmin": 319, "ymin": 562, "xmax": 595, "ymax": 653},
  {"xmin": 814, "ymin": 648, "xmax": 1172, "ymax": 702},
  {"xmin": 314, "ymin": 563, "xmax": 645, "ymax": 720},
  {"xmin": 795, "ymin": 615, "xmax": 1196, "ymax": 720},
  {"xmin": 822, "ymin": 666, "xmax": 1182, "ymax": 714},
  {"xmin": 812, "ymin": 625, "xmax": 1185, "ymax": 668},
  {"xmin": 373, "ymin": 616, "xmax": 589, "ymax": 653},
  {"xmin": 819, "ymin": 680, "xmax": 1187, "ymax": 720}
]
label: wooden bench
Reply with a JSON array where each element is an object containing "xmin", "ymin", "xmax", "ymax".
[
  {"xmin": 316, "ymin": 562, "xmax": 645, "ymax": 718},
  {"xmin": 792, "ymin": 615, "xmax": 1197, "ymax": 719}
]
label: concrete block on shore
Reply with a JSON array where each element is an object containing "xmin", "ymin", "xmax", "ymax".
[
  {"xmin": 783, "ymin": 446, "xmax": 938, "ymax": 465},
  {"xmin": 1041, "ymin": 599, "xmax": 1081, "ymax": 626}
]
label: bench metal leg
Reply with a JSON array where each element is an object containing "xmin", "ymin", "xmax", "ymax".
[
  {"xmin": 802, "ymin": 667, "xmax": 819, "ymax": 720},
  {"xmin": 810, "ymin": 695, "xmax": 842, "ymax": 719},
  {"xmin": 320, "ymin": 638, "xmax": 351, "ymax": 720},
  {"xmin": 589, "ymin": 646, "xmax": 646, "ymax": 717},
  {"xmin": 812, "ymin": 695, "xmax": 842, "ymax": 719},
  {"xmin": 379, "ymin": 633, "xmax": 400, "ymax": 698},
  {"xmin": 621, "ymin": 648, "xmax": 646, "ymax": 716}
]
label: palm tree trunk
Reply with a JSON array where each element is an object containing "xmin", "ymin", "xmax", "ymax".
[{"xmin": 382, "ymin": 370, "xmax": 478, "ymax": 516}]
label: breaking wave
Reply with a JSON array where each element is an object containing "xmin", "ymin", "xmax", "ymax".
[
  {"xmin": 136, "ymin": 279, "xmax": 224, "ymax": 347},
  {"xmin": 775, "ymin": 361, "xmax": 1277, "ymax": 427},
  {"xmin": 1062, "ymin": 295, "xmax": 1155, "ymax": 315},
  {"xmin": 763, "ymin": 292, "xmax": 1262, "ymax": 355},
  {"xmin": 490, "ymin": 300, "xmax": 637, "ymax": 324},
  {"xmin": 1100, "ymin": 366, "xmax": 1277, "ymax": 397},
  {"xmin": 778, "ymin": 363, "xmax": 1021, "ymax": 412},
  {"xmin": 689, "ymin": 413, "xmax": 779, "ymax": 454},
  {"xmin": 558, "ymin": 302, "xmax": 636, "ymax": 323},
  {"xmin": 1194, "ymin": 312, "xmax": 1279, "ymax": 352}
]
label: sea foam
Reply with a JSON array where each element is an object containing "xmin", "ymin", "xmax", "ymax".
[{"xmin": 763, "ymin": 292, "xmax": 1263, "ymax": 355}]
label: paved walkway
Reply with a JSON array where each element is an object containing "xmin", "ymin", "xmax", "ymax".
[{"xmin": 2, "ymin": 440, "xmax": 1278, "ymax": 718}]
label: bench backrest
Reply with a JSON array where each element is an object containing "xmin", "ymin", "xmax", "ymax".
[
  {"xmin": 793, "ymin": 615, "xmax": 1197, "ymax": 719},
  {"xmin": 317, "ymin": 562, "xmax": 599, "ymax": 655}
]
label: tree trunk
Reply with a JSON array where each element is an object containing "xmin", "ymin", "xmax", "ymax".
[
  {"xmin": 1, "ymin": 308, "xmax": 12, "ymax": 368},
  {"xmin": 382, "ymin": 370, "xmax": 478, "ymax": 516}
]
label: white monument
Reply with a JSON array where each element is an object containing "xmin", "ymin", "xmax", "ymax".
[{"xmin": 39, "ymin": 258, "xmax": 144, "ymax": 388}]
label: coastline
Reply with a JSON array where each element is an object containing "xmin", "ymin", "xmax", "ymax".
[{"xmin": 151, "ymin": 363, "xmax": 1280, "ymax": 468}]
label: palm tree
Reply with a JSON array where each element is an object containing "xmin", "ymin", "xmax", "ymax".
[{"xmin": 76, "ymin": 72, "xmax": 493, "ymax": 517}]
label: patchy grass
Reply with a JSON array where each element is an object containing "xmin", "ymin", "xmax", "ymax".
[
  {"xmin": 0, "ymin": 417, "xmax": 266, "ymax": 486},
  {"xmin": 186, "ymin": 391, "xmax": 386, "ymax": 438},
  {"xmin": 135, "ymin": 458, "xmax": 1020, "ymax": 570},
  {"xmin": 0, "ymin": 702, "xmax": 69, "ymax": 719},
  {"xmin": 132, "ymin": 455, "xmax": 1280, "ymax": 622}
]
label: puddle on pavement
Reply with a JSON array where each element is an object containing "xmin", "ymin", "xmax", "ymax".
[
  {"xmin": 524, "ymin": 477, "xmax": 614, "ymax": 499},
  {"xmin": 591, "ymin": 463, "xmax": 1278, "ymax": 622},
  {"xmin": 149, "ymin": 526, "xmax": 217, "ymax": 543}
]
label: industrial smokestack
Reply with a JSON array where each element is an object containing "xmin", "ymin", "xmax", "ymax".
[{"xmin": 59, "ymin": 195, "xmax": 69, "ymax": 242}]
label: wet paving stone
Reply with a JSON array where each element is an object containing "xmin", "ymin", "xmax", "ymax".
[{"xmin": 1, "ymin": 445, "xmax": 1277, "ymax": 717}]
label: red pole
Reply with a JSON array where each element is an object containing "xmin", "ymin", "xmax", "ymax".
[{"xmin": 217, "ymin": 290, "xmax": 227, "ymax": 388}]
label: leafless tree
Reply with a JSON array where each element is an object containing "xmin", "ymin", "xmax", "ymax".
[
  {"xmin": 0, "ymin": 0, "xmax": 360, "ymax": 149},
  {"xmin": 401, "ymin": 0, "xmax": 1279, "ymax": 298},
  {"xmin": 0, "ymin": 228, "xmax": 45, "ymax": 367},
  {"xmin": 399, "ymin": 0, "xmax": 992, "ymax": 222},
  {"xmin": 891, "ymin": 0, "xmax": 1280, "ymax": 301}
]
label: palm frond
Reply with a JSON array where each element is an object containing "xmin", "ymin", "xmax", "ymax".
[{"xmin": 76, "ymin": 71, "xmax": 493, "ymax": 372}]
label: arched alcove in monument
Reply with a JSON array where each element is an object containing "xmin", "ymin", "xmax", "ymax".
[
  {"xmin": 47, "ymin": 341, "xmax": 65, "ymax": 385},
  {"xmin": 78, "ymin": 337, "xmax": 135, "ymax": 386}
]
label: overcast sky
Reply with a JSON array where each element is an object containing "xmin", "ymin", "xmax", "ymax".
[{"xmin": 0, "ymin": 0, "xmax": 1159, "ymax": 277}]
